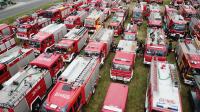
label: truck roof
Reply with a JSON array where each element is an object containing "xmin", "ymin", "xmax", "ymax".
[
  {"xmin": 181, "ymin": 5, "xmax": 196, "ymax": 14},
  {"xmin": 146, "ymin": 28, "xmax": 166, "ymax": 48},
  {"xmin": 149, "ymin": 4, "xmax": 160, "ymax": 12},
  {"xmin": 31, "ymin": 31, "xmax": 52, "ymax": 42},
  {"xmin": 110, "ymin": 16, "xmax": 123, "ymax": 26},
  {"xmin": 150, "ymin": 61, "xmax": 182, "ymax": 112},
  {"xmin": 124, "ymin": 23, "xmax": 137, "ymax": 33},
  {"xmin": 90, "ymin": 28, "xmax": 114, "ymax": 43},
  {"xmin": 40, "ymin": 23, "xmax": 66, "ymax": 34},
  {"xmin": 102, "ymin": 83, "xmax": 128, "ymax": 112},
  {"xmin": 86, "ymin": 10, "xmax": 103, "ymax": 20},
  {"xmin": 117, "ymin": 40, "xmax": 137, "ymax": 53},
  {"xmin": 0, "ymin": 46, "xmax": 33, "ymax": 65},
  {"xmin": 0, "ymin": 65, "xmax": 49, "ymax": 108},
  {"xmin": 113, "ymin": 51, "xmax": 135, "ymax": 66},
  {"xmin": 55, "ymin": 39, "xmax": 74, "ymax": 48},
  {"xmin": 179, "ymin": 39, "xmax": 200, "ymax": 68},
  {"xmin": 84, "ymin": 41, "xmax": 105, "ymax": 52},
  {"xmin": 19, "ymin": 17, "xmax": 50, "ymax": 28},
  {"xmin": 0, "ymin": 24, "xmax": 9, "ymax": 30},
  {"xmin": 166, "ymin": 6, "xmax": 186, "ymax": 24},
  {"xmin": 64, "ymin": 27, "xmax": 88, "ymax": 40},
  {"xmin": 30, "ymin": 53, "xmax": 61, "ymax": 68}
]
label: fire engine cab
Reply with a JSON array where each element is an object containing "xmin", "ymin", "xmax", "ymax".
[
  {"xmin": 147, "ymin": 12, "xmax": 162, "ymax": 28},
  {"xmin": 84, "ymin": 28, "xmax": 114, "ymax": 64},
  {"xmin": 144, "ymin": 28, "xmax": 167, "ymax": 64},
  {"xmin": 123, "ymin": 23, "xmax": 138, "ymax": 41},
  {"xmin": 46, "ymin": 27, "xmax": 89, "ymax": 62},
  {"xmin": 0, "ymin": 46, "xmax": 35, "ymax": 84},
  {"xmin": 179, "ymin": 5, "xmax": 197, "ymax": 22},
  {"xmin": 101, "ymin": 83, "xmax": 128, "ymax": 112},
  {"xmin": 29, "ymin": 24, "xmax": 67, "ymax": 54},
  {"xmin": 175, "ymin": 39, "xmax": 200, "ymax": 85},
  {"xmin": 189, "ymin": 17, "xmax": 200, "ymax": 39},
  {"xmin": 110, "ymin": 40, "xmax": 137, "ymax": 82},
  {"xmin": 0, "ymin": 53, "xmax": 64, "ymax": 112},
  {"xmin": 64, "ymin": 11, "xmax": 88, "ymax": 29},
  {"xmin": 84, "ymin": 10, "xmax": 104, "ymax": 33},
  {"xmin": 0, "ymin": 24, "xmax": 16, "ymax": 55},
  {"xmin": 145, "ymin": 60, "xmax": 182, "ymax": 112},
  {"xmin": 42, "ymin": 56, "xmax": 100, "ymax": 112},
  {"xmin": 109, "ymin": 16, "xmax": 124, "ymax": 36},
  {"xmin": 16, "ymin": 17, "xmax": 52, "ymax": 48},
  {"xmin": 164, "ymin": 5, "xmax": 187, "ymax": 39}
]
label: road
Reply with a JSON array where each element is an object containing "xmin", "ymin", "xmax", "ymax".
[{"xmin": 0, "ymin": 0, "xmax": 55, "ymax": 20}]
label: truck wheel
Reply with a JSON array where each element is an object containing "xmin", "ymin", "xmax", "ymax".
[{"xmin": 92, "ymin": 87, "xmax": 96, "ymax": 94}]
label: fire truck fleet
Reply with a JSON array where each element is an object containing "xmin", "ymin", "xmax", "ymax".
[{"xmin": 1, "ymin": 0, "xmax": 200, "ymax": 111}]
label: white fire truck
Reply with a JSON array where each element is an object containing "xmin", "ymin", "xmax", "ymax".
[
  {"xmin": 46, "ymin": 27, "xmax": 89, "ymax": 62},
  {"xmin": 84, "ymin": 28, "xmax": 114, "ymax": 64},
  {"xmin": 0, "ymin": 53, "xmax": 64, "ymax": 112},
  {"xmin": 0, "ymin": 46, "xmax": 35, "ymax": 85},
  {"xmin": 145, "ymin": 60, "xmax": 182, "ymax": 112},
  {"xmin": 42, "ymin": 56, "xmax": 100, "ymax": 112}
]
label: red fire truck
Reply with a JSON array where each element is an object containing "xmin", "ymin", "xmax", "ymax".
[
  {"xmin": 84, "ymin": 10, "xmax": 104, "ymax": 33},
  {"xmin": 145, "ymin": 60, "xmax": 182, "ymax": 112},
  {"xmin": 46, "ymin": 27, "xmax": 89, "ymax": 62},
  {"xmin": 171, "ymin": 0, "xmax": 184, "ymax": 7},
  {"xmin": 64, "ymin": 11, "xmax": 88, "ymax": 29},
  {"xmin": 189, "ymin": 75, "xmax": 200, "ymax": 112},
  {"xmin": 0, "ymin": 24, "xmax": 16, "ymax": 55},
  {"xmin": 123, "ymin": 23, "xmax": 138, "ymax": 41},
  {"xmin": 16, "ymin": 17, "xmax": 52, "ymax": 48},
  {"xmin": 144, "ymin": 28, "xmax": 167, "ymax": 64},
  {"xmin": 0, "ymin": 53, "xmax": 64, "ymax": 112},
  {"xmin": 101, "ymin": 83, "xmax": 128, "ymax": 112},
  {"xmin": 15, "ymin": 15, "xmax": 34, "ymax": 25},
  {"xmin": 175, "ymin": 39, "xmax": 200, "ymax": 85},
  {"xmin": 179, "ymin": 5, "xmax": 197, "ymax": 22},
  {"xmin": 42, "ymin": 56, "xmax": 100, "ymax": 112},
  {"xmin": 109, "ymin": 16, "xmax": 124, "ymax": 36},
  {"xmin": 0, "ymin": 46, "xmax": 35, "ymax": 84},
  {"xmin": 148, "ymin": 12, "xmax": 162, "ymax": 28},
  {"xmin": 189, "ymin": 17, "xmax": 200, "ymax": 39},
  {"xmin": 110, "ymin": 40, "xmax": 137, "ymax": 82},
  {"xmin": 164, "ymin": 5, "xmax": 187, "ymax": 39},
  {"xmin": 84, "ymin": 28, "xmax": 114, "ymax": 64},
  {"xmin": 145, "ymin": 0, "xmax": 163, "ymax": 4},
  {"xmin": 29, "ymin": 24, "xmax": 67, "ymax": 54}
]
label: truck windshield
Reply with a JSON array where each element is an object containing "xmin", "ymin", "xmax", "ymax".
[
  {"xmin": 172, "ymin": 24, "xmax": 186, "ymax": 31},
  {"xmin": 133, "ymin": 12, "xmax": 142, "ymax": 19},
  {"xmin": 1, "ymin": 27, "xmax": 11, "ymax": 37},
  {"xmin": 85, "ymin": 19, "xmax": 95, "ymax": 27},
  {"xmin": 146, "ymin": 49, "xmax": 166, "ymax": 56},
  {"xmin": 112, "ymin": 63, "xmax": 131, "ymax": 71},
  {"xmin": 84, "ymin": 50, "xmax": 100, "ymax": 57},
  {"xmin": 29, "ymin": 41, "xmax": 40, "ymax": 48},
  {"xmin": 124, "ymin": 33, "xmax": 135, "ymax": 40},
  {"xmin": 17, "ymin": 27, "xmax": 27, "ymax": 33}
]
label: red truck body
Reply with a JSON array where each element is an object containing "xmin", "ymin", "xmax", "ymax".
[
  {"xmin": 15, "ymin": 15, "xmax": 34, "ymax": 25},
  {"xmin": 84, "ymin": 28, "xmax": 114, "ymax": 64},
  {"xmin": 0, "ymin": 24, "xmax": 16, "ymax": 55},
  {"xmin": 0, "ymin": 53, "xmax": 64, "ymax": 112},
  {"xmin": 110, "ymin": 40, "xmax": 137, "ymax": 82},
  {"xmin": 46, "ymin": 27, "xmax": 89, "ymax": 62},
  {"xmin": 171, "ymin": 0, "xmax": 184, "ymax": 7},
  {"xmin": 0, "ymin": 46, "xmax": 35, "ymax": 84},
  {"xmin": 144, "ymin": 28, "xmax": 167, "ymax": 64},
  {"xmin": 164, "ymin": 5, "xmax": 187, "ymax": 39},
  {"xmin": 189, "ymin": 17, "xmax": 200, "ymax": 39},
  {"xmin": 16, "ymin": 17, "xmax": 52, "ymax": 48},
  {"xmin": 148, "ymin": 12, "xmax": 162, "ymax": 28},
  {"xmin": 29, "ymin": 24, "xmax": 67, "ymax": 54},
  {"xmin": 179, "ymin": 5, "xmax": 197, "ymax": 22},
  {"xmin": 123, "ymin": 23, "xmax": 138, "ymax": 41},
  {"xmin": 109, "ymin": 16, "xmax": 124, "ymax": 36},
  {"xmin": 101, "ymin": 83, "xmax": 128, "ymax": 112},
  {"xmin": 42, "ymin": 56, "xmax": 100, "ymax": 112}
]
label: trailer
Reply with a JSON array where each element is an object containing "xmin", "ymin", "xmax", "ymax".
[
  {"xmin": 29, "ymin": 23, "xmax": 67, "ymax": 54},
  {"xmin": 46, "ymin": 27, "xmax": 89, "ymax": 62},
  {"xmin": 164, "ymin": 5, "xmax": 187, "ymax": 39},
  {"xmin": 42, "ymin": 56, "xmax": 100, "ymax": 112},
  {"xmin": 123, "ymin": 23, "xmax": 138, "ymax": 41},
  {"xmin": 101, "ymin": 83, "xmax": 128, "ymax": 112},
  {"xmin": 145, "ymin": 60, "xmax": 182, "ymax": 112},
  {"xmin": 189, "ymin": 17, "xmax": 200, "ymax": 39},
  {"xmin": 16, "ymin": 17, "xmax": 52, "ymax": 48},
  {"xmin": 109, "ymin": 16, "xmax": 124, "ymax": 36},
  {"xmin": 110, "ymin": 40, "xmax": 137, "ymax": 82},
  {"xmin": 0, "ymin": 53, "xmax": 64, "ymax": 112},
  {"xmin": 179, "ymin": 5, "xmax": 197, "ymax": 22},
  {"xmin": 147, "ymin": 12, "xmax": 162, "ymax": 28},
  {"xmin": 0, "ymin": 24, "xmax": 16, "ymax": 55},
  {"xmin": 175, "ymin": 38, "xmax": 200, "ymax": 85},
  {"xmin": 0, "ymin": 46, "xmax": 35, "ymax": 85},
  {"xmin": 84, "ymin": 28, "xmax": 114, "ymax": 64}
]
